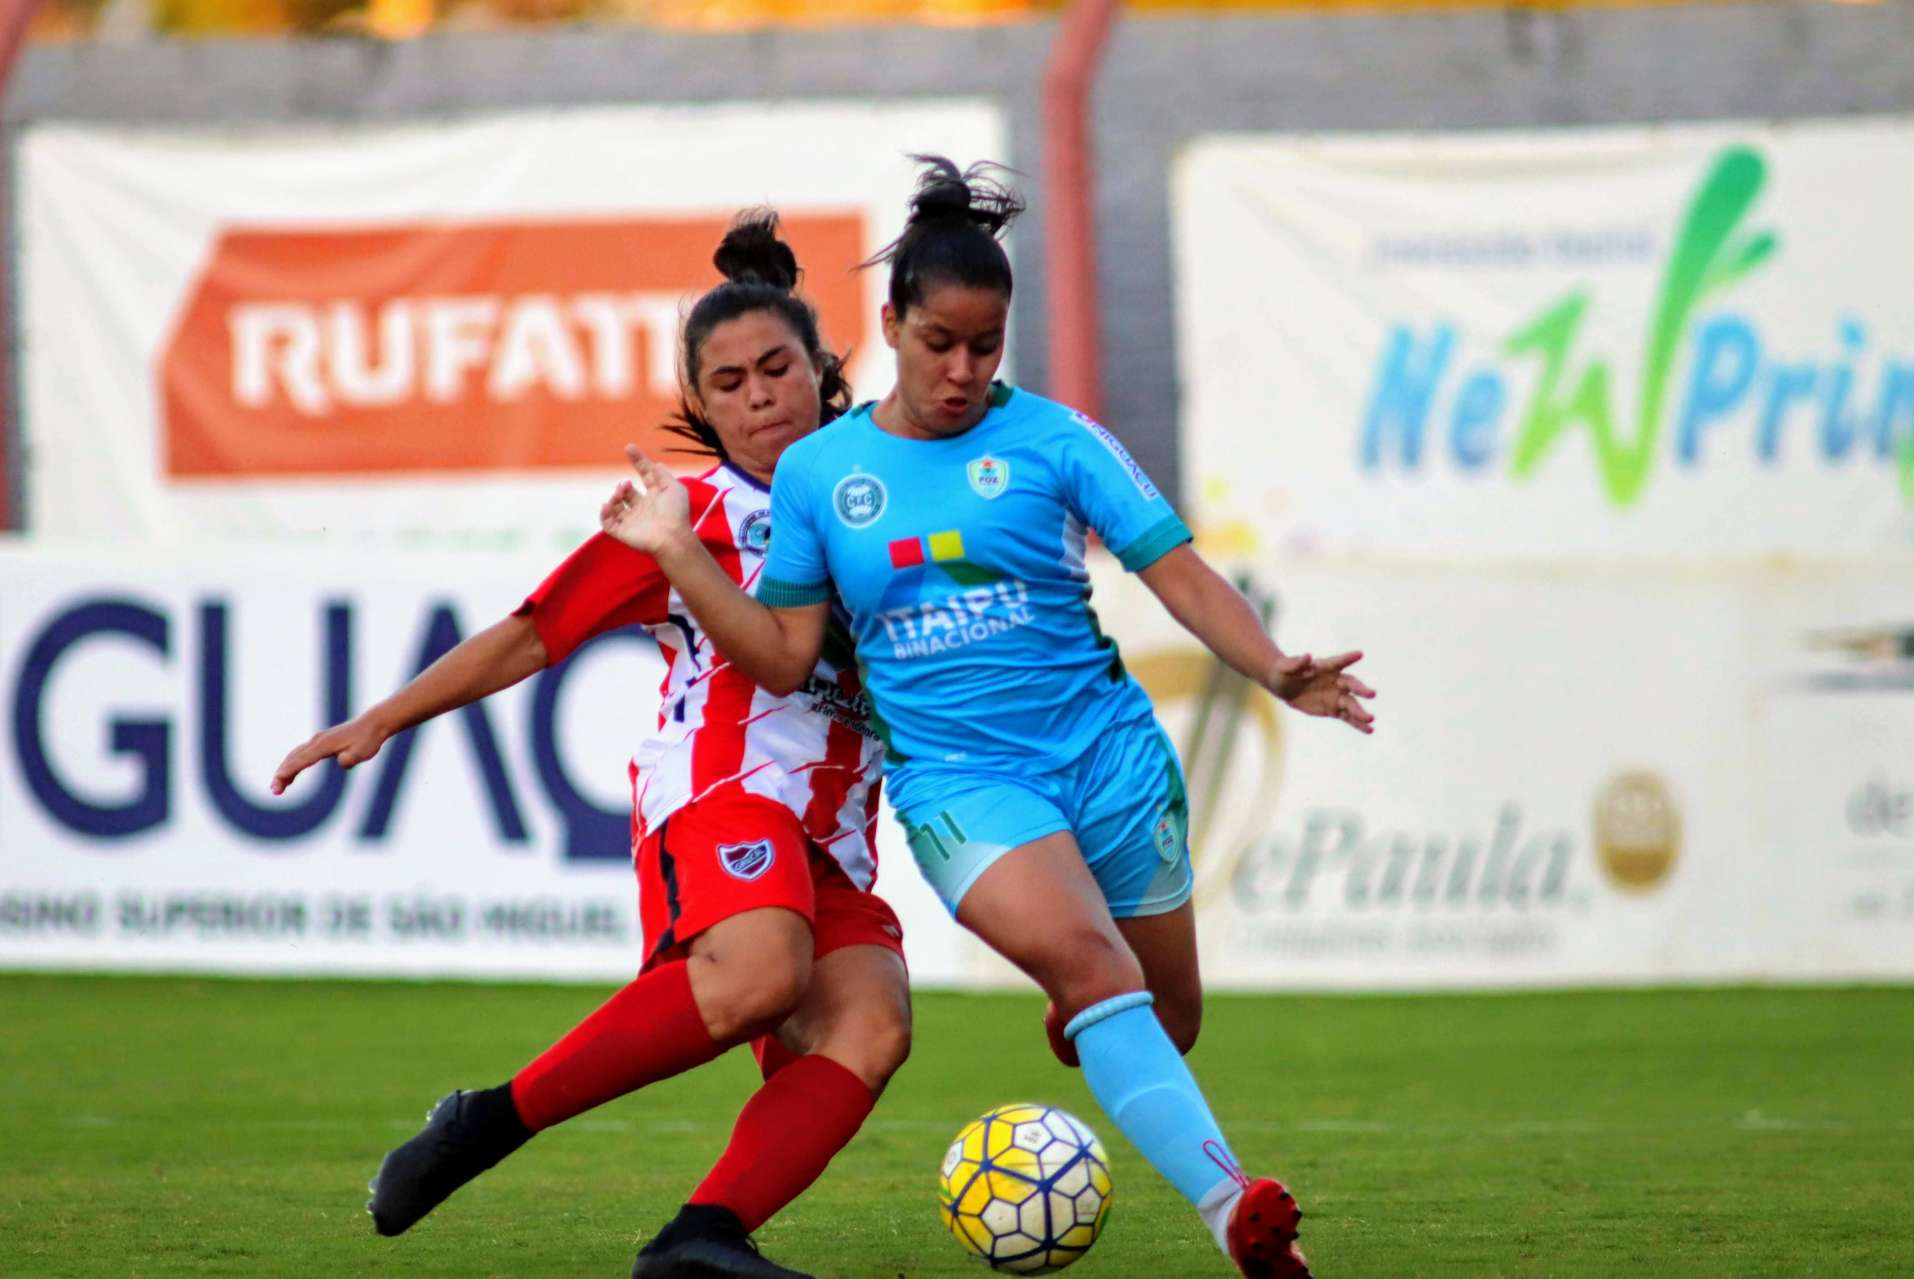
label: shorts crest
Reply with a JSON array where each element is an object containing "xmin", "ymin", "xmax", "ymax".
[{"xmin": 718, "ymin": 838, "xmax": 776, "ymax": 881}]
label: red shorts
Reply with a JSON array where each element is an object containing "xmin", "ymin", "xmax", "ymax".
[{"xmin": 635, "ymin": 786, "xmax": 904, "ymax": 972}]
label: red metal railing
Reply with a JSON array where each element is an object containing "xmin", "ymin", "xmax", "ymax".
[{"xmin": 1041, "ymin": 0, "xmax": 1118, "ymax": 425}]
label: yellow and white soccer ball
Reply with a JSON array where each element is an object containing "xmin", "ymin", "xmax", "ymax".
[{"xmin": 937, "ymin": 1102, "xmax": 1114, "ymax": 1273}]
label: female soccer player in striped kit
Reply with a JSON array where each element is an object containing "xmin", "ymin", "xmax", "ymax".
[
  {"xmin": 272, "ymin": 213, "xmax": 905, "ymax": 1279},
  {"xmin": 601, "ymin": 159, "xmax": 1377, "ymax": 1278}
]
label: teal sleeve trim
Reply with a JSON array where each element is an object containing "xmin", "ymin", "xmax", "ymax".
[
  {"xmin": 757, "ymin": 577, "xmax": 832, "ymax": 608},
  {"xmin": 1115, "ymin": 514, "xmax": 1193, "ymax": 573}
]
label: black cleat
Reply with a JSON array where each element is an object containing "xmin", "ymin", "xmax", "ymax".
[
  {"xmin": 367, "ymin": 1087, "xmax": 532, "ymax": 1237},
  {"xmin": 631, "ymin": 1204, "xmax": 813, "ymax": 1279}
]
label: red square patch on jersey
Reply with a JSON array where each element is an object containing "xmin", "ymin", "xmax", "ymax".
[{"xmin": 887, "ymin": 537, "xmax": 925, "ymax": 569}]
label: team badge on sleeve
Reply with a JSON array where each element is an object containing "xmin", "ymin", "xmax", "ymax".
[
  {"xmin": 966, "ymin": 456, "xmax": 1010, "ymax": 500},
  {"xmin": 718, "ymin": 839, "xmax": 776, "ymax": 881}
]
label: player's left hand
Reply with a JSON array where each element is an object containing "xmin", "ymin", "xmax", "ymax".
[
  {"xmin": 601, "ymin": 444, "xmax": 693, "ymax": 556},
  {"xmin": 1268, "ymin": 650, "xmax": 1376, "ymax": 734}
]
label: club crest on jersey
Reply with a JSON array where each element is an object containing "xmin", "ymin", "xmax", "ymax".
[
  {"xmin": 718, "ymin": 839, "xmax": 776, "ymax": 882},
  {"xmin": 966, "ymin": 456, "xmax": 1010, "ymax": 500},
  {"xmin": 739, "ymin": 509, "xmax": 772, "ymax": 553},
  {"xmin": 833, "ymin": 473, "xmax": 888, "ymax": 528}
]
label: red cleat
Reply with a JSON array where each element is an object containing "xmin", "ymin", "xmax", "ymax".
[
  {"xmin": 1042, "ymin": 1000, "xmax": 1080, "ymax": 1068},
  {"xmin": 1227, "ymin": 1177, "xmax": 1311, "ymax": 1278}
]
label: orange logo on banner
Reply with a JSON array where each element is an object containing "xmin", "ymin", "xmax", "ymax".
[{"xmin": 160, "ymin": 215, "xmax": 867, "ymax": 478}]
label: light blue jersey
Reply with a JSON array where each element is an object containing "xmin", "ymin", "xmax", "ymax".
[
  {"xmin": 759, "ymin": 384, "xmax": 1191, "ymax": 773},
  {"xmin": 763, "ymin": 387, "xmax": 1240, "ymax": 1220}
]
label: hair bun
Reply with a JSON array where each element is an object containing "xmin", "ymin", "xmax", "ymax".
[
  {"xmin": 901, "ymin": 154, "xmax": 1024, "ymax": 239},
  {"xmin": 712, "ymin": 209, "xmax": 800, "ymax": 291},
  {"xmin": 912, "ymin": 177, "xmax": 975, "ymax": 222}
]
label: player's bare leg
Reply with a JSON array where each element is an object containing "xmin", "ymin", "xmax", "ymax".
[
  {"xmin": 1045, "ymin": 902, "xmax": 1204, "ymax": 1066},
  {"xmin": 635, "ymin": 944, "xmax": 910, "ymax": 1279},
  {"xmin": 772, "ymin": 942, "xmax": 912, "ymax": 1093},
  {"xmin": 1116, "ymin": 903, "xmax": 1204, "ymax": 1051},
  {"xmin": 681, "ymin": 907, "xmax": 815, "ymax": 1043}
]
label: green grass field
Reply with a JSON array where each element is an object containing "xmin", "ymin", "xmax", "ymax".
[{"xmin": 2, "ymin": 976, "xmax": 1910, "ymax": 1277}]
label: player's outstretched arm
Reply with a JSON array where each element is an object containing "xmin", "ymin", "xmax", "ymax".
[
  {"xmin": 1137, "ymin": 544, "xmax": 1376, "ymax": 735},
  {"xmin": 602, "ymin": 445, "xmax": 827, "ymax": 696},
  {"xmin": 270, "ymin": 614, "xmax": 549, "ymax": 794}
]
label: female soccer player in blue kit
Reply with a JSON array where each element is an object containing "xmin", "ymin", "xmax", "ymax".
[{"xmin": 600, "ymin": 158, "xmax": 1375, "ymax": 1278}]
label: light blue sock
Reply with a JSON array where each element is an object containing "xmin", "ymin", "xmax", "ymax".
[{"xmin": 1067, "ymin": 993, "xmax": 1239, "ymax": 1207}]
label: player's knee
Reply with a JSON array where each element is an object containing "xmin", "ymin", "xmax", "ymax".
[
  {"xmin": 823, "ymin": 1007, "xmax": 912, "ymax": 1093},
  {"xmin": 872, "ymin": 1003, "xmax": 913, "ymax": 1079},
  {"xmin": 740, "ymin": 954, "xmax": 812, "ymax": 1033},
  {"xmin": 697, "ymin": 949, "xmax": 813, "ymax": 1042},
  {"xmin": 1049, "ymin": 929, "xmax": 1144, "ymax": 1016}
]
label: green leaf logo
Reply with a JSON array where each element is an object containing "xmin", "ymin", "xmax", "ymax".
[{"xmin": 1507, "ymin": 146, "xmax": 1779, "ymax": 507}]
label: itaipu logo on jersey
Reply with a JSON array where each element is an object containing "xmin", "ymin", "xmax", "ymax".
[
  {"xmin": 878, "ymin": 577, "xmax": 1035, "ymax": 659},
  {"xmin": 833, "ymin": 472, "xmax": 888, "ymax": 528},
  {"xmin": 718, "ymin": 839, "xmax": 776, "ymax": 881},
  {"xmin": 877, "ymin": 526, "xmax": 1036, "ymax": 658},
  {"xmin": 966, "ymin": 455, "xmax": 1010, "ymax": 500}
]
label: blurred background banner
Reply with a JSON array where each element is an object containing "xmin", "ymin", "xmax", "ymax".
[
  {"xmin": 0, "ymin": 545, "xmax": 656, "ymax": 979},
  {"xmin": 5, "ymin": 3, "xmax": 1913, "ymax": 991},
  {"xmin": 0, "ymin": 544, "xmax": 969, "ymax": 982},
  {"xmin": 1174, "ymin": 116, "xmax": 1914, "ymax": 560},
  {"xmin": 17, "ymin": 102, "xmax": 1005, "ymax": 551},
  {"xmin": 1095, "ymin": 559, "xmax": 1914, "ymax": 989},
  {"xmin": 12, "ymin": 542, "xmax": 1913, "ymax": 989}
]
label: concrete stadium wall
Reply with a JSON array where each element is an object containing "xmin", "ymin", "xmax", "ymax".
[{"xmin": 9, "ymin": 2, "xmax": 1913, "ymax": 509}]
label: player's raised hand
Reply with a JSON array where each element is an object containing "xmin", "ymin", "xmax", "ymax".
[
  {"xmin": 270, "ymin": 713, "xmax": 391, "ymax": 795},
  {"xmin": 1268, "ymin": 649, "xmax": 1377, "ymax": 735},
  {"xmin": 601, "ymin": 444, "xmax": 693, "ymax": 556}
]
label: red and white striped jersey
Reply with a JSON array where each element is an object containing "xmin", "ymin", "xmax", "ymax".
[{"xmin": 519, "ymin": 463, "xmax": 883, "ymax": 888}]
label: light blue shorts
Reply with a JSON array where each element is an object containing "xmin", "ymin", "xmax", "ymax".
[{"xmin": 890, "ymin": 717, "xmax": 1193, "ymax": 918}]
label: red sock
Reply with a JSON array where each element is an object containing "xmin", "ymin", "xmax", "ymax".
[
  {"xmin": 688, "ymin": 1054, "xmax": 875, "ymax": 1231},
  {"xmin": 510, "ymin": 960, "xmax": 723, "ymax": 1132},
  {"xmin": 751, "ymin": 1033, "xmax": 800, "ymax": 1081}
]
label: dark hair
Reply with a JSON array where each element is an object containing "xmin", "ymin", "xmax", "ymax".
[
  {"xmin": 662, "ymin": 209, "xmax": 852, "ymax": 462},
  {"xmin": 865, "ymin": 154, "xmax": 1025, "ymax": 317}
]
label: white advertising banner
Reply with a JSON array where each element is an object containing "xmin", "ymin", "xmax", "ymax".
[
  {"xmin": 17, "ymin": 102, "xmax": 1005, "ymax": 551},
  {"xmin": 7, "ymin": 543, "xmax": 1911, "ymax": 987},
  {"xmin": 0, "ymin": 543, "xmax": 968, "ymax": 983},
  {"xmin": 1081, "ymin": 559, "xmax": 1914, "ymax": 989},
  {"xmin": 1753, "ymin": 570, "xmax": 1914, "ymax": 979},
  {"xmin": 1173, "ymin": 117, "xmax": 1914, "ymax": 559}
]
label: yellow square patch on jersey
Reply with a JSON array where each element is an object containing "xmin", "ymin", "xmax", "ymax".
[{"xmin": 928, "ymin": 530, "xmax": 966, "ymax": 561}]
